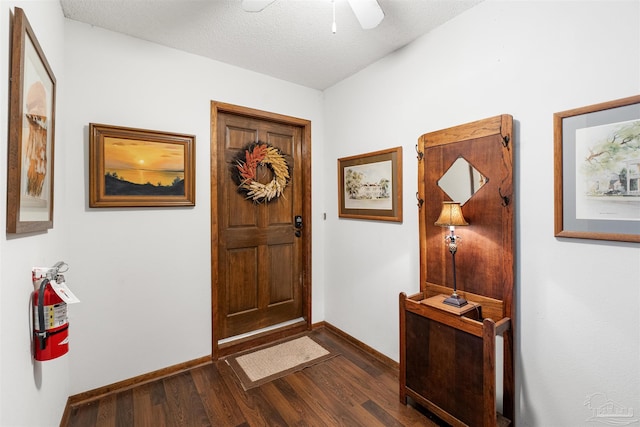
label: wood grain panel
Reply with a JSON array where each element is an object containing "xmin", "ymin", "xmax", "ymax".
[
  {"xmin": 227, "ymin": 247, "xmax": 258, "ymax": 315},
  {"xmin": 269, "ymin": 243, "xmax": 294, "ymax": 304},
  {"xmin": 266, "ymin": 131, "xmax": 296, "ymax": 226},
  {"xmin": 424, "ymin": 134, "xmax": 511, "ymax": 301},
  {"xmin": 225, "ymin": 125, "xmax": 258, "ymax": 228},
  {"xmin": 405, "ymin": 312, "xmax": 484, "ymax": 427},
  {"xmin": 226, "ymin": 124, "xmax": 257, "ymax": 150}
]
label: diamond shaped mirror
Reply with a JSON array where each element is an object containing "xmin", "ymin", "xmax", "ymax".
[{"xmin": 437, "ymin": 157, "xmax": 487, "ymax": 205}]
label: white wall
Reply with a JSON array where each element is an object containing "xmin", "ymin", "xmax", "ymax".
[
  {"xmin": 0, "ymin": 2, "xmax": 69, "ymax": 426},
  {"xmin": 323, "ymin": 1, "xmax": 640, "ymax": 425},
  {"xmin": 62, "ymin": 20, "xmax": 325, "ymax": 396}
]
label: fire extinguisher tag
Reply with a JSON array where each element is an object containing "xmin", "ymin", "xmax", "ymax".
[
  {"xmin": 50, "ymin": 280, "xmax": 81, "ymax": 304},
  {"xmin": 33, "ymin": 303, "xmax": 68, "ymax": 330}
]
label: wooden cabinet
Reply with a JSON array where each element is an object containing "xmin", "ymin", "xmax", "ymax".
[
  {"xmin": 400, "ymin": 290, "xmax": 511, "ymax": 427},
  {"xmin": 400, "ymin": 115, "xmax": 515, "ymax": 427}
]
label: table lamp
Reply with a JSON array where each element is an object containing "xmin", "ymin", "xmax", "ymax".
[{"xmin": 434, "ymin": 201, "xmax": 469, "ymax": 307}]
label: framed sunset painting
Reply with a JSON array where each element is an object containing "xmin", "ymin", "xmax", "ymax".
[{"xmin": 89, "ymin": 123, "xmax": 195, "ymax": 207}]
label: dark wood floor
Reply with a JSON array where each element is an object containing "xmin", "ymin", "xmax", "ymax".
[{"xmin": 64, "ymin": 328, "xmax": 445, "ymax": 426}]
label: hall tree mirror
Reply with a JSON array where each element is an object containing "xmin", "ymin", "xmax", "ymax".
[
  {"xmin": 437, "ymin": 156, "xmax": 488, "ymax": 206},
  {"xmin": 400, "ymin": 115, "xmax": 515, "ymax": 427}
]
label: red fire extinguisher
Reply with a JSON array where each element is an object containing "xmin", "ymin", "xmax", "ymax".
[{"xmin": 32, "ymin": 278, "xmax": 69, "ymax": 361}]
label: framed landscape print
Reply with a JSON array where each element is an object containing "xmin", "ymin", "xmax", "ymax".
[
  {"xmin": 89, "ymin": 123, "xmax": 196, "ymax": 207},
  {"xmin": 338, "ymin": 147, "xmax": 402, "ymax": 222},
  {"xmin": 554, "ymin": 95, "xmax": 640, "ymax": 243},
  {"xmin": 7, "ymin": 8, "xmax": 56, "ymax": 234}
]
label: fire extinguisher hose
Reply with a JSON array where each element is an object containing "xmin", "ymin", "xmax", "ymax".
[{"xmin": 36, "ymin": 278, "xmax": 49, "ymax": 350}]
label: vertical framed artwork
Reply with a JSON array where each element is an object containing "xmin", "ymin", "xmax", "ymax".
[
  {"xmin": 338, "ymin": 147, "xmax": 403, "ymax": 222},
  {"xmin": 7, "ymin": 7, "xmax": 56, "ymax": 234},
  {"xmin": 554, "ymin": 95, "xmax": 640, "ymax": 243},
  {"xmin": 89, "ymin": 123, "xmax": 196, "ymax": 207}
]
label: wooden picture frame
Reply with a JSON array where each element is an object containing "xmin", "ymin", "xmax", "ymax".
[
  {"xmin": 89, "ymin": 123, "xmax": 195, "ymax": 208},
  {"xmin": 338, "ymin": 147, "xmax": 402, "ymax": 222},
  {"xmin": 554, "ymin": 95, "xmax": 640, "ymax": 243},
  {"xmin": 7, "ymin": 8, "xmax": 56, "ymax": 234}
]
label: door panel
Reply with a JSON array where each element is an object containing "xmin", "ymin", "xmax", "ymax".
[
  {"xmin": 269, "ymin": 244, "xmax": 293, "ymax": 304},
  {"xmin": 227, "ymin": 248, "xmax": 258, "ymax": 314},
  {"xmin": 215, "ymin": 109, "xmax": 305, "ymax": 341}
]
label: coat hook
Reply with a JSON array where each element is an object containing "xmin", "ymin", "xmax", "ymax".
[
  {"xmin": 415, "ymin": 144, "xmax": 424, "ymax": 161},
  {"xmin": 498, "ymin": 187, "xmax": 510, "ymax": 207},
  {"xmin": 501, "ymin": 134, "xmax": 510, "ymax": 148},
  {"xmin": 416, "ymin": 192, "xmax": 424, "ymax": 208}
]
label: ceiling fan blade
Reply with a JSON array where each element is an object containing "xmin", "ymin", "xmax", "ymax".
[
  {"xmin": 242, "ymin": 0, "xmax": 276, "ymax": 12},
  {"xmin": 346, "ymin": 0, "xmax": 384, "ymax": 29}
]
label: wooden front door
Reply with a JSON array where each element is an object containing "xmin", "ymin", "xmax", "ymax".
[{"xmin": 211, "ymin": 102, "xmax": 311, "ymax": 358}]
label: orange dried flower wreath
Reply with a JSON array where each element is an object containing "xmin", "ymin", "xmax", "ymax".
[{"xmin": 232, "ymin": 142, "xmax": 291, "ymax": 203}]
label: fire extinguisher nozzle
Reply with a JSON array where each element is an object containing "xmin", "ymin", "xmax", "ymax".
[{"xmin": 36, "ymin": 332, "xmax": 47, "ymax": 350}]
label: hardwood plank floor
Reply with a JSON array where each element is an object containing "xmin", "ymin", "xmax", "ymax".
[{"xmin": 65, "ymin": 328, "xmax": 446, "ymax": 427}]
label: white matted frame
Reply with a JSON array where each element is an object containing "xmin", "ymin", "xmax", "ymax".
[
  {"xmin": 554, "ymin": 95, "xmax": 640, "ymax": 243},
  {"xmin": 7, "ymin": 8, "xmax": 56, "ymax": 234},
  {"xmin": 338, "ymin": 147, "xmax": 402, "ymax": 222}
]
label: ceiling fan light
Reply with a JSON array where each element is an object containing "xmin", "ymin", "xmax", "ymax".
[
  {"xmin": 346, "ymin": 0, "xmax": 385, "ymax": 29},
  {"xmin": 242, "ymin": 0, "xmax": 276, "ymax": 13}
]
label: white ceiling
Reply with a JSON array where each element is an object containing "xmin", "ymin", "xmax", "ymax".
[{"xmin": 59, "ymin": 0, "xmax": 482, "ymax": 90}]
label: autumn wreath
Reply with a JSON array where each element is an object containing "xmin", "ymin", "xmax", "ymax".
[{"xmin": 232, "ymin": 142, "xmax": 291, "ymax": 203}]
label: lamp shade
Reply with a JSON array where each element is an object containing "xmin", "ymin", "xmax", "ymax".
[{"xmin": 434, "ymin": 201, "xmax": 469, "ymax": 227}]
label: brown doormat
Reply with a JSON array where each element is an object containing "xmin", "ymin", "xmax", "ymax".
[{"xmin": 225, "ymin": 335, "xmax": 337, "ymax": 390}]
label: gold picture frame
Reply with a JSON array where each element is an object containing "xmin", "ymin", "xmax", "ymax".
[
  {"xmin": 7, "ymin": 8, "xmax": 56, "ymax": 234},
  {"xmin": 554, "ymin": 95, "xmax": 640, "ymax": 243},
  {"xmin": 338, "ymin": 147, "xmax": 402, "ymax": 222},
  {"xmin": 89, "ymin": 123, "xmax": 196, "ymax": 208}
]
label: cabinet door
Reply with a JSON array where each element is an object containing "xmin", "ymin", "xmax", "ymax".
[{"xmin": 405, "ymin": 311, "xmax": 484, "ymax": 426}]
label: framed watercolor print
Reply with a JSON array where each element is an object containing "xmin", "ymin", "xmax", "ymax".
[
  {"xmin": 89, "ymin": 123, "xmax": 196, "ymax": 207},
  {"xmin": 554, "ymin": 95, "xmax": 640, "ymax": 243},
  {"xmin": 7, "ymin": 8, "xmax": 57, "ymax": 234},
  {"xmin": 338, "ymin": 147, "xmax": 402, "ymax": 222}
]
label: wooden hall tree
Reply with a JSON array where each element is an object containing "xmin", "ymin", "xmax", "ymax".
[{"xmin": 400, "ymin": 115, "xmax": 515, "ymax": 426}]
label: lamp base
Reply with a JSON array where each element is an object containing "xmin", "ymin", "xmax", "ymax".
[{"xmin": 443, "ymin": 294, "xmax": 468, "ymax": 307}]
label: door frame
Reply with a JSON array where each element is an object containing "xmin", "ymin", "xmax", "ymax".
[{"xmin": 210, "ymin": 101, "xmax": 312, "ymax": 359}]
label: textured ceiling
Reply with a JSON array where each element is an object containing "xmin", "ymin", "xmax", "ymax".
[{"xmin": 60, "ymin": 0, "xmax": 482, "ymax": 90}]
